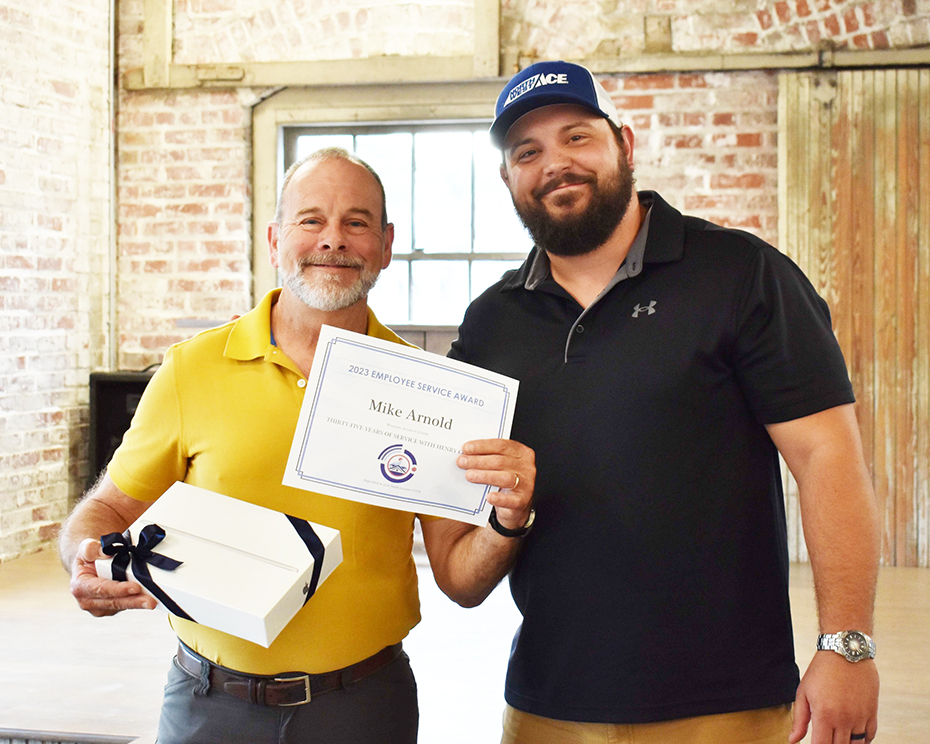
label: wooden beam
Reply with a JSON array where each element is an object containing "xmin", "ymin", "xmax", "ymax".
[
  {"xmin": 546, "ymin": 48, "xmax": 930, "ymax": 75},
  {"xmin": 142, "ymin": 0, "xmax": 171, "ymax": 89},
  {"xmin": 126, "ymin": 55, "xmax": 480, "ymax": 91},
  {"xmin": 473, "ymin": 0, "xmax": 500, "ymax": 78}
]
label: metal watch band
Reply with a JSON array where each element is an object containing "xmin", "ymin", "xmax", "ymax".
[
  {"xmin": 817, "ymin": 630, "xmax": 876, "ymax": 661},
  {"xmin": 488, "ymin": 507, "xmax": 535, "ymax": 538}
]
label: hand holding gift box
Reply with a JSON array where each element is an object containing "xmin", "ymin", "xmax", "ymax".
[{"xmin": 95, "ymin": 481, "xmax": 342, "ymax": 648}]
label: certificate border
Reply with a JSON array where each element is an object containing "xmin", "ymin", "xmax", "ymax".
[{"xmin": 292, "ymin": 335, "xmax": 514, "ymax": 516}]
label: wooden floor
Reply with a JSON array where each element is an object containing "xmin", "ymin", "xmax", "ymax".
[{"xmin": 1, "ymin": 548, "xmax": 928, "ymax": 743}]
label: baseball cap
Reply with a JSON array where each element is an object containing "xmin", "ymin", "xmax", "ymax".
[{"xmin": 489, "ymin": 61, "xmax": 621, "ymax": 148}]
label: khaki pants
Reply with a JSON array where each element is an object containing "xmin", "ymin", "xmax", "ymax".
[{"xmin": 501, "ymin": 703, "xmax": 793, "ymax": 744}]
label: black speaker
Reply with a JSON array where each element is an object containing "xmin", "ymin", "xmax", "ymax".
[{"xmin": 88, "ymin": 369, "xmax": 157, "ymax": 488}]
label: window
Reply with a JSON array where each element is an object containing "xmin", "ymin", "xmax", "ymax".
[{"xmin": 281, "ymin": 122, "xmax": 532, "ymax": 325}]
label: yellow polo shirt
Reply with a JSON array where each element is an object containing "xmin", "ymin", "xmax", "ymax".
[{"xmin": 108, "ymin": 289, "xmax": 423, "ymax": 674}]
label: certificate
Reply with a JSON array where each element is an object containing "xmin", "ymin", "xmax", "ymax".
[{"xmin": 283, "ymin": 325, "xmax": 519, "ymax": 525}]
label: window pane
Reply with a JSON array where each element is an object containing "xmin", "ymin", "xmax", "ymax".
[
  {"xmin": 356, "ymin": 133, "xmax": 413, "ymax": 254},
  {"xmin": 295, "ymin": 133, "xmax": 354, "ymax": 161},
  {"xmin": 368, "ymin": 261, "xmax": 410, "ymax": 325},
  {"xmin": 413, "ymin": 132, "xmax": 472, "ymax": 254},
  {"xmin": 411, "ymin": 261, "xmax": 469, "ymax": 324},
  {"xmin": 473, "ymin": 131, "xmax": 533, "ymax": 254},
  {"xmin": 471, "ymin": 260, "xmax": 524, "ymax": 300}
]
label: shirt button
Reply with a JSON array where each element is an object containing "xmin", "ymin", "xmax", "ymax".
[
  {"xmin": 297, "ymin": 379, "xmax": 306, "ymax": 388},
  {"xmin": 575, "ymin": 325, "xmax": 584, "ymax": 334}
]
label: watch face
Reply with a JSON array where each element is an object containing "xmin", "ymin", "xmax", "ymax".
[{"xmin": 842, "ymin": 631, "xmax": 869, "ymax": 661}]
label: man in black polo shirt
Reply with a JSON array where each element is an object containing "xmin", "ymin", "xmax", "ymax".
[{"xmin": 449, "ymin": 61, "xmax": 880, "ymax": 744}]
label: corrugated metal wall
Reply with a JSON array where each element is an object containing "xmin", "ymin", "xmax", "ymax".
[{"xmin": 779, "ymin": 69, "xmax": 930, "ymax": 567}]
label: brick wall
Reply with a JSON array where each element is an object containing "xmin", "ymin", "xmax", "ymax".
[
  {"xmin": 602, "ymin": 70, "xmax": 779, "ymax": 246},
  {"xmin": 501, "ymin": 0, "xmax": 929, "ymax": 62},
  {"xmin": 0, "ymin": 0, "xmax": 926, "ymax": 560},
  {"xmin": 115, "ymin": 87, "xmax": 255, "ymax": 369},
  {"xmin": 0, "ymin": 0, "xmax": 112, "ymax": 560},
  {"xmin": 172, "ymin": 0, "xmax": 476, "ymax": 64}
]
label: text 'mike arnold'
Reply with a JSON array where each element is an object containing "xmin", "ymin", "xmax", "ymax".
[{"xmin": 370, "ymin": 399, "xmax": 453, "ymax": 430}]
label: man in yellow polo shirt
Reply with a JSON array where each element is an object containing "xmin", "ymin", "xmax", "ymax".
[{"xmin": 59, "ymin": 148, "xmax": 536, "ymax": 744}]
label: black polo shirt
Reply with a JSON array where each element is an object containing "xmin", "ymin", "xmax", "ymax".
[{"xmin": 448, "ymin": 191, "xmax": 854, "ymax": 723}]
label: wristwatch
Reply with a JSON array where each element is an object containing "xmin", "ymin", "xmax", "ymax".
[
  {"xmin": 816, "ymin": 630, "xmax": 876, "ymax": 662},
  {"xmin": 488, "ymin": 507, "xmax": 535, "ymax": 538}
]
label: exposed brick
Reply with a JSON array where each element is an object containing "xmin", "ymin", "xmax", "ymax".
[
  {"xmin": 683, "ymin": 113, "xmax": 707, "ymax": 127},
  {"xmin": 775, "ymin": 1, "xmax": 792, "ymax": 24},
  {"xmin": 144, "ymin": 260, "xmax": 172, "ymax": 273},
  {"xmin": 806, "ymin": 20, "xmax": 822, "ymax": 44},
  {"xmin": 844, "ymin": 8, "xmax": 860, "ymax": 33},
  {"xmin": 710, "ymin": 173, "xmax": 767, "ymax": 189},
  {"xmin": 678, "ymin": 74, "xmax": 710, "ymax": 88},
  {"xmin": 189, "ymin": 184, "xmax": 231, "ymax": 198},
  {"xmin": 613, "ymin": 94, "xmax": 655, "ymax": 110},
  {"xmin": 623, "ymin": 74, "xmax": 675, "ymax": 90},
  {"xmin": 203, "ymin": 240, "xmax": 244, "ymax": 254},
  {"xmin": 166, "ymin": 203, "xmax": 210, "ymax": 217},
  {"xmin": 665, "ymin": 134, "xmax": 705, "ymax": 149},
  {"xmin": 717, "ymin": 214, "xmax": 763, "ymax": 230}
]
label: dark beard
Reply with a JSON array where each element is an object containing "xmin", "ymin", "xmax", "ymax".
[{"xmin": 513, "ymin": 156, "xmax": 635, "ymax": 257}]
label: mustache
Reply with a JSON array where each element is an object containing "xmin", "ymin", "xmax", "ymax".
[
  {"xmin": 533, "ymin": 173, "xmax": 596, "ymax": 200},
  {"xmin": 297, "ymin": 254, "xmax": 364, "ymax": 270}
]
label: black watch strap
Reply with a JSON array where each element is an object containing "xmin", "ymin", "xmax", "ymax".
[{"xmin": 488, "ymin": 507, "xmax": 535, "ymax": 538}]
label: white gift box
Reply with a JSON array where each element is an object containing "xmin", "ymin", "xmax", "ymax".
[{"xmin": 96, "ymin": 482, "xmax": 342, "ymax": 648}]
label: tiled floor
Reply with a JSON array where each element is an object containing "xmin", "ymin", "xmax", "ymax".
[{"xmin": 1, "ymin": 548, "xmax": 928, "ymax": 743}]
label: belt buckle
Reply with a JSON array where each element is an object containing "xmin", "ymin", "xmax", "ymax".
[{"xmin": 274, "ymin": 674, "xmax": 311, "ymax": 706}]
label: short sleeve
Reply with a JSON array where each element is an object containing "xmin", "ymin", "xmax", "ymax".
[
  {"xmin": 732, "ymin": 246, "xmax": 854, "ymax": 424},
  {"xmin": 107, "ymin": 345, "xmax": 188, "ymax": 501}
]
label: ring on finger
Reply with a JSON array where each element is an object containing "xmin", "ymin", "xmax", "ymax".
[
  {"xmin": 511, "ymin": 473, "xmax": 520, "ymax": 490},
  {"xmin": 850, "ymin": 734, "xmax": 867, "ymax": 741}
]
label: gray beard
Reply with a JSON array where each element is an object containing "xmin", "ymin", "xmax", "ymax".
[{"xmin": 283, "ymin": 263, "xmax": 379, "ymax": 312}]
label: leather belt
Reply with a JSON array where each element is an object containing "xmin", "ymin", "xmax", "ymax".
[{"xmin": 175, "ymin": 641, "xmax": 403, "ymax": 707}]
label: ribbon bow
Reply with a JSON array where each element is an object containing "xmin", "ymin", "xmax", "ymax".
[{"xmin": 101, "ymin": 524, "xmax": 194, "ymax": 621}]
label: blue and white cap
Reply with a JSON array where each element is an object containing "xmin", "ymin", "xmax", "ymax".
[{"xmin": 490, "ymin": 61, "xmax": 621, "ymax": 148}]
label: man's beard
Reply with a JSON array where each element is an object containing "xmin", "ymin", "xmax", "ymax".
[
  {"xmin": 513, "ymin": 155, "xmax": 635, "ymax": 257},
  {"xmin": 283, "ymin": 254, "xmax": 380, "ymax": 312}
]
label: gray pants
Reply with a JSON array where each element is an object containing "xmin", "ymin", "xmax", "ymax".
[{"xmin": 157, "ymin": 650, "xmax": 419, "ymax": 744}]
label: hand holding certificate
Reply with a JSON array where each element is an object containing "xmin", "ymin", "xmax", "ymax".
[{"xmin": 283, "ymin": 326, "xmax": 520, "ymax": 524}]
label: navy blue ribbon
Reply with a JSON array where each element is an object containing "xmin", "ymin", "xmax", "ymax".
[
  {"xmin": 285, "ymin": 514, "xmax": 326, "ymax": 605},
  {"xmin": 101, "ymin": 524, "xmax": 194, "ymax": 621}
]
